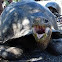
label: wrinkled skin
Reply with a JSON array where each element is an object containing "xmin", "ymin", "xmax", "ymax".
[
  {"xmin": 47, "ymin": 31, "xmax": 62, "ymax": 55},
  {"xmin": 0, "ymin": 2, "xmax": 55, "ymax": 60}
]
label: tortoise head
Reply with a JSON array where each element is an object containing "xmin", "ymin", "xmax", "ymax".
[{"xmin": 32, "ymin": 17, "xmax": 52, "ymax": 50}]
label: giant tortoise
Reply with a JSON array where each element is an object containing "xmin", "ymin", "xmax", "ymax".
[{"xmin": 0, "ymin": 1, "xmax": 61, "ymax": 60}]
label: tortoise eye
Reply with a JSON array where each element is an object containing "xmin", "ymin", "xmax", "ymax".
[
  {"xmin": 44, "ymin": 20, "xmax": 48, "ymax": 23},
  {"xmin": 1, "ymin": 1, "xmax": 3, "ymax": 3}
]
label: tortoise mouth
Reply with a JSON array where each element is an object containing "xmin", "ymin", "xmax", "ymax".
[
  {"xmin": 33, "ymin": 25, "xmax": 51, "ymax": 39},
  {"xmin": 36, "ymin": 26, "xmax": 45, "ymax": 34},
  {"xmin": 34, "ymin": 25, "xmax": 45, "ymax": 34},
  {"xmin": 33, "ymin": 25, "xmax": 46, "ymax": 39}
]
